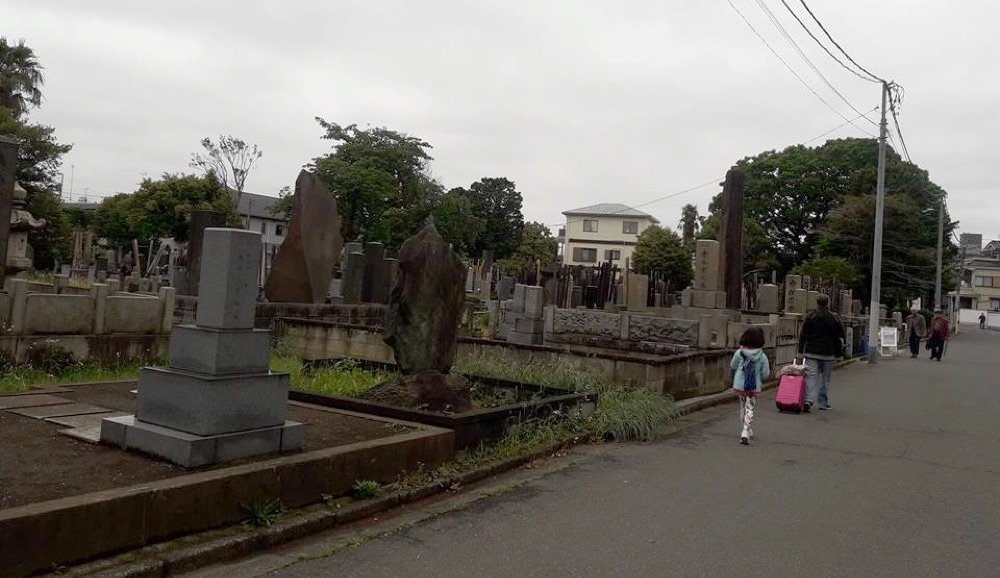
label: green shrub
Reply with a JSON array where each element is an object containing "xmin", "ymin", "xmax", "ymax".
[
  {"xmin": 241, "ymin": 499, "xmax": 284, "ymax": 527},
  {"xmin": 352, "ymin": 480, "xmax": 382, "ymax": 499}
]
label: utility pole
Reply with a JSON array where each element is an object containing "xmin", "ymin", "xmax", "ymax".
[
  {"xmin": 867, "ymin": 82, "xmax": 889, "ymax": 364},
  {"xmin": 934, "ymin": 200, "xmax": 944, "ymax": 309}
]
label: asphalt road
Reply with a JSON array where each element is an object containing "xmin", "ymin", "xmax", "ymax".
[{"xmin": 219, "ymin": 329, "xmax": 1000, "ymax": 577}]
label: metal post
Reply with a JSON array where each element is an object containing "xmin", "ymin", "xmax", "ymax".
[
  {"xmin": 867, "ymin": 82, "xmax": 889, "ymax": 363},
  {"xmin": 934, "ymin": 200, "xmax": 944, "ymax": 310}
]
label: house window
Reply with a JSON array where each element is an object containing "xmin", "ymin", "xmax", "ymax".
[
  {"xmin": 583, "ymin": 219, "xmax": 599, "ymax": 233},
  {"xmin": 604, "ymin": 249, "xmax": 621, "ymax": 261},
  {"xmin": 573, "ymin": 247, "xmax": 598, "ymax": 263},
  {"xmin": 992, "ymin": 298, "xmax": 1000, "ymax": 312},
  {"xmin": 260, "ymin": 221, "xmax": 267, "ymax": 235},
  {"xmin": 975, "ymin": 276, "xmax": 995, "ymax": 287},
  {"xmin": 622, "ymin": 221, "xmax": 638, "ymax": 234},
  {"xmin": 275, "ymin": 224, "xmax": 284, "ymax": 237}
]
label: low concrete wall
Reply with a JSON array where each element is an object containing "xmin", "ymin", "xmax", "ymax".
[
  {"xmin": 4, "ymin": 279, "xmax": 174, "ymax": 338},
  {"xmin": 0, "ymin": 413, "xmax": 453, "ymax": 578},
  {"xmin": 0, "ymin": 334, "xmax": 170, "ymax": 365},
  {"xmin": 279, "ymin": 318, "xmax": 763, "ymax": 400},
  {"xmin": 174, "ymin": 296, "xmax": 387, "ymax": 330}
]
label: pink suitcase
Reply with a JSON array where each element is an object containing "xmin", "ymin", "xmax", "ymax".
[{"xmin": 775, "ymin": 374, "xmax": 806, "ymax": 413}]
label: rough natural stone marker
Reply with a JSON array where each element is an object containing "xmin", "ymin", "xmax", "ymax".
[
  {"xmin": 101, "ymin": 228, "xmax": 304, "ymax": 468},
  {"xmin": 264, "ymin": 170, "xmax": 343, "ymax": 303},
  {"xmin": 364, "ymin": 222, "xmax": 471, "ymax": 411}
]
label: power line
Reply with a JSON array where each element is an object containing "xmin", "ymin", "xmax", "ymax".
[
  {"xmin": 548, "ymin": 108, "xmax": 880, "ymax": 228},
  {"xmin": 796, "ymin": 0, "xmax": 884, "ymax": 83},
  {"xmin": 753, "ymin": 0, "xmax": 878, "ymax": 128},
  {"xmin": 776, "ymin": 0, "xmax": 881, "ymax": 85},
  {"xmin": 723, "ymin": 0, "xmax": 875, "ymax": 137},
  {"xmin": 889, "ymin": 90, "xmax": 912, "ymax": 163}
]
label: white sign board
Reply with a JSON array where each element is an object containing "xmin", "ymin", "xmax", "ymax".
[{"xmin": 878, "ymin": 327, "xmax": 899, "ymax": 355}]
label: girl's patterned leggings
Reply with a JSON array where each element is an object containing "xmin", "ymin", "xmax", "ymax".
[{"xmin": 738, "ymin": 395, "xmax": 756, "ymax": 439}]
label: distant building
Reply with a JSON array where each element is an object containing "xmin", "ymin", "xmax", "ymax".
[
  {"xmin": 234, "ymin": 191, "xmax": 288, "ymax": 255},
  {"xmin": 559, "ymin": 203, "xmax": 658, "ymax": 266},
  {"xmin": 959, "ymin": 233, "xmax": 982, "ymax": 257},
  {"xmin": 951, "ymin": 257, "xmax": 1000, "ymax": 312}
]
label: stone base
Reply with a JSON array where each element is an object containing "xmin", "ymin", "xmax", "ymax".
[
  {"xmin": 100, "ymin": 415, "xmax": 305, "ymax": 468},
  {"xmin": 507, "ymin": 331, "xmax": 543, "ymax": 346}
]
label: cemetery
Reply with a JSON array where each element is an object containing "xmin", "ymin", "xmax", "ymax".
[{"xmin": 0, "ymin": 162, "xmax": 891, "ymax": 576}]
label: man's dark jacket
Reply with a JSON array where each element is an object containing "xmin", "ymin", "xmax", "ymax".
[{"xmin": 798, "ymin": 307, "xmax": 845, "ymax": 358}]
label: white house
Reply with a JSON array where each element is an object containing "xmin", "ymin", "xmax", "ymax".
[
  {"xmin": 234, "ymin": 191, "xmax": 289, "ymax": 281},
  {"xmin": 559, "ymin": 203, "xmax": 659, "ymax": 266}
]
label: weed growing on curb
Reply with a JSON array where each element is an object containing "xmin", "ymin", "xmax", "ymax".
[
  {"xmin": 241, "ymin": 499, "xmax": 284, "ymax": 528},
  {"xmin": 352, "ymin": 480, "xmax": 383, "ymax": 499}
]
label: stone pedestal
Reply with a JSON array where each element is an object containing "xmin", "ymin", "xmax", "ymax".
[
  {"xmin": 757, "ymin": 284, "xmax": 779, "ymax": 313},
  {"xmin": 101, "ymin": 228, "xmax": 303, "ymax": 468}
]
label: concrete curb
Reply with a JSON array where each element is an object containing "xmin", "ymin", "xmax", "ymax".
[{"xmin": 62, "ymin": 440, "xmax": 576, "ymax": 577}]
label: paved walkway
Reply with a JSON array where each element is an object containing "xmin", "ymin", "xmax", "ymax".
[{"xmin": 198, "ymin": 330, "xmax": 1000, "ymax": 577}]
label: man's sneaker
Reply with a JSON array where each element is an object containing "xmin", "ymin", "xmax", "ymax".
[
  {"xmin": 818, "ymin": 404, "xmax": 831, "ymax": 411},
  {"xmin": 803, "ymin": 402, "xmax": 812, "ymax": 413}
]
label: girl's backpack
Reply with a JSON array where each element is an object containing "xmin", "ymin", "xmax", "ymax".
[{"xmin": 740, "ymin": 352, "xmax": 758, "ymax": 392}]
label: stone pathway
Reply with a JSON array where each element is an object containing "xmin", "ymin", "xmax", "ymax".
[{"xmin": 0, "ymin": 389, "xmax": 123, "ymax": 443}]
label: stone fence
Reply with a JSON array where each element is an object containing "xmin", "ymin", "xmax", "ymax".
[
  {"xmin": 279, "ymin": 317, "xmax": 755, "ymax": 400},
  {"xmin": 174, "ymin": 296, "xmax": 386, "ymax": 329},
  {"xmin": 0, "ymin": 278, "xmax": 174, "ymax": 363}
]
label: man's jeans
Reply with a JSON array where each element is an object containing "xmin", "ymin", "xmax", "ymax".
[{"xmin": 805, "ymin": 358, "xmax": 833, "ymax": 407}]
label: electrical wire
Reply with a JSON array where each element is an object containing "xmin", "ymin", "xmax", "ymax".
[
  {"xmin": 723, "ymin": 0, "xmax": 875, "ymax": 137},
  {"xmin": 796, "ymin": 0, "xmax": 884, "ymax": 83},
  {"xmin": 776, "ymin": 0, "xmax": 881, "ymax": 84},
  {"xmin": 753, "ymin": 0, "xmax": 878, "ymax": 128}
]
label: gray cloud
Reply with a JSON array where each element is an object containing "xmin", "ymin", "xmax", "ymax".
[{"xmin": 5, "ymin": 0, "xmax": 995, "ymax": 237}]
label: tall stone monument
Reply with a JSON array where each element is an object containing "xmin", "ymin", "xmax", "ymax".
[
  {"xmin": 181, "ymin": 210, "xmax": 228, "ymax": 296},
  {"xmin": 717, "ymin": 169, "xmax": 744, "ymax": 309},
  {"xmin": 6, "ymin": 181, "xmax": 45, "ymax": 274},
  {"xmin": 101, "ymin": 228, "xmax": 304, "ymax": 467},
  {"xmin": 265, "ymin": 170, "xmax": 342, "ymax": 303},
  {"xmin": 364, "ymin": 222, "xmax": 471, "ymax": 411}
]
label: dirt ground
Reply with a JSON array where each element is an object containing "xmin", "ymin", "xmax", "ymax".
[{"xmin": 0, "ymin": 383, "xmax": 413, "ymax": 510}]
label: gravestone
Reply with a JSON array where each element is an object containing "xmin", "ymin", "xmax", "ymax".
[
  {"xmin": 341, "ymin": 250, "xmax": 365, "ymax": 304},
  {"xmin": 807, "ymin": 290, "xmax": 819, "ymax": 311},
  {"xmin": 793, "ymin": 288, "xmax": 809, "ymax": 314},
  {"xmin": 694, "ymin": 240, "xmax": 721, "ymax": 291},
  {"xmin": 264, "ymin": 170, "xmax": 342, "ymax": 303},
  {"xmin": 361, "ymin": 243, "xmax": 386, "ymax": 303},
  {"xmin": 101, "ymin": 228, "xmax": 303, "ymax": 467},
  {"xmin": 840, "ymin": 290, "xmax": 853, "ymax": 315},
  {"xmin": 784, "ymin": 275, "xmax": 802, "ymax": 313},
  {"xmin": 757, "ymin": 284, "xmax": 779, "ymax": 313},
  {"xmin": 497, "ymin": 276, "xmax": 515, "ymax": 300},
  {"xmin": 626, "ymin": 272, "xmax": 649, "ymax": 311},
  {"xmin": 571, "ymin": 286, "xmax": 583, "ymax": 308},
  {"xmin": 181, "ymin": 210, "xmax": 228, "ymax": 296}
]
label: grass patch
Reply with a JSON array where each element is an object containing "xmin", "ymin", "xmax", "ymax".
[
  {"xmin": 455, "ymin": 349, "xmax": 603, "ymax": 392},
  {"xmin": 0, "ymin": 345, "xmax": 148, "ymax": 394},
  {"xmin": 351, "ymin": 480, "xmax": 383, "ymax": 499},
  {"xmin": 274, "ymin": 355, "xmax": 394, "ymax": 397},
  {"xmin": 241, "ymin": 499, "xmax": 284, "ymax": 528}
]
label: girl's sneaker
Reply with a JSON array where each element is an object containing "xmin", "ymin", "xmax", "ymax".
[{"xmin": 740, "ymin": 436, "xmax": 749, "ymax": 445}]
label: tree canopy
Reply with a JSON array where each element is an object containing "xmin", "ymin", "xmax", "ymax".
[
  {"xmin": 631, "ymin": 225, "xmax": 692, "ymax": 290},
  {"xmin": 703, "ymin": 138, "xmax": 955, "ymax": 306},
  {"xmin": 0, "ymin": 37, "xmax": 44, "ymax": 118},
  {"xmin": 0, "ymin": 39, "xmax": 72, "ymax": 269},
  {"xmin": 90, "ymin": 173, "xmax": 239, "ymax": 249},
  {"xmin": 500, "ymin": 221, "xmax": 557, "ymax": 273},
  {"xmin": 190, "ymin": 135, "xmax": 263, "ymax": 212},
  {"xmin": 448, "ymin": 177, "xmax": 525, "ymax": 259}
]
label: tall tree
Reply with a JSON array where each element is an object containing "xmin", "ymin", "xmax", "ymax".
[
  {"xmin": 451, "ymin": 177, "xmax": 524, "ymax": 259},
  {"xmin": 0, "ymin": 37, "xmax": 44, "ymax": 118},
  {"xmin": 501, "ymin": 221, "xmax": 558, "ymax": 273},
  {"xmin": 431, "ymin": 189, "xmax": 484, "ymax": 255},
  {"xmin": 705, "ymin": 137, "xmax": 954, "ymax": 302},
  {"xmin": 311, "ymin": 119, "xmax": 442, "ymax": 249},
  {"xmin": 0, "ymin": 37, "xmax": 72, "ymax": 269},
  {"xmin": 631, "ymin": 225, "xmax": 692, "ymax": 290},
  {"xmin": 189, "ymin": 134, "xmax": 262, "ymax": 212},
  {"xmin": 679, "ymin": 203, "xmax": 700, "ymax": 250}
]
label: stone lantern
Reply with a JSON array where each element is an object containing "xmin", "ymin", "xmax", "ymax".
[{"xmin": 7, "ymin": 182, "xmax": 46, "ymax": 274}]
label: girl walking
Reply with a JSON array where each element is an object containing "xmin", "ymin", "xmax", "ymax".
[{"xmin": 731, "ymin": 327, "xmax": 771, "ymax": 445}]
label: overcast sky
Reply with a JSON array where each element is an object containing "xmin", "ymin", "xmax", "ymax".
[{"xmin": 5, "ymin": 0, "xmax": 997, "ymax": 240}]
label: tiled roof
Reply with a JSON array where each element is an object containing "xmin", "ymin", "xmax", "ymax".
[
  {"xmin": 563, "ymin": 203, "xmax": 657, "ymax": 221},
  {"xmin": 233, "ymin": 190, "xmax": 285, "ymax": 221}
]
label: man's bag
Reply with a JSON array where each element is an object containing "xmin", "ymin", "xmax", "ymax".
[{"xmin": 775, "ymin": 374, "xmax": 807, "ymax": 413}]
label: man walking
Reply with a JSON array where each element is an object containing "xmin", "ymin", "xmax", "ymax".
[
  {"xmin": 980, "ymin": 313, "xmax": 986, "ymax": 330},
  {"xmin": 906, "ymin": 307, "xmax": 926, "ymax": 358},
  {"xmin": 927, "ymin": 309, "xmax": 950, "ymax": 361},
  {"xmin": 798, "ymin": 294, "xmax": 844, "ymax": 412}
]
